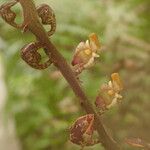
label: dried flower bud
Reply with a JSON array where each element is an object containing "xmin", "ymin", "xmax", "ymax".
[
  {"xmin": 36, "ymin": 4, "xmax": 56, "ymax": 36},
  {"xmin": 72, "ymin": 33, "xmax": 101, "ymax": 74},
  {"xmin": 21, "ymin": 42, "xmax": 52, "ymax": 70},
  {"xmin": 69, "ymin": 114, "xmax": 99, "ymax": 147},
  {"xmin": 0, "ymin": 0, "xmax": 20, "ymax": 28}
]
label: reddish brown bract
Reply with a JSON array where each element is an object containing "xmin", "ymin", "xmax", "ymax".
[
  {"xmin": 69, "ymin": 114, "xmax": 99, "ymax": 147},
  {"xmin": 37, "ymin": 4, "xmax": 56, "ymax": 36},
  {"xmin": 21, "ymin": 42, "xmax": 52, "ymax": 70},
  {"xmin": 0, "ymin": 0, "xmax": 20, "ymax": 28}
]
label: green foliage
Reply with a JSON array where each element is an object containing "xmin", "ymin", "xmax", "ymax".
[{"xmin": 0, "ymin": 0, "xmax": 149, "ymax": 149}]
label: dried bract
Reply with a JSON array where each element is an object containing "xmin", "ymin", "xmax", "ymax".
[
  {"xmin": 0, "ymin": 0, "xmax": 20, "ymax": 28},
  {"xmin": 37, "ymin": 4, "xmax": 56, "ymax": 36},
  {"xmin": 21, "ymin": 42, "xmax": 52, "ymax": 70},
  {"xmin": 69, "ymin": 114, "xmax": 99, "ymax": 148}
]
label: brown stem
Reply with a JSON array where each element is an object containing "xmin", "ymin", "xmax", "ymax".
[{"xmin": 17, "ymin": 0, "xmax": 121, "ymax": 149}]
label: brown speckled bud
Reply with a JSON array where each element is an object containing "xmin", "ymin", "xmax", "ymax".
[
  {"xmin": 0, "ymin": 0, "xmax": 20, "ymax": 28},
  {"xmin": 37, "ymin": 4, "xmax": 56, "ymax": 36},
  {"xmin": 69, "ymin": 114, "xmax": 99, "ymax": 147},
  {"xmin": 21, "ymin": 42, "xmax": 52, "ymax": 70}
]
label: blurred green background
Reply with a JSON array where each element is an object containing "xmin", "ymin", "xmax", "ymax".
[{"xmin": 0, "ymin": 0, "xmax": 149, "ymax": 150}]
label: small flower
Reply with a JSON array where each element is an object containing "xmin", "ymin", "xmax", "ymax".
[
  {"xmin": 69, "ymin": 114, "xmax": 99, "ymax": 148},
  {"xmin": 72, "ymin": 33, "xmax": 101, "ymax": 74},
  {"xmin": 95, "ymin": 73, "xmax": 123, "ymax": 112}
]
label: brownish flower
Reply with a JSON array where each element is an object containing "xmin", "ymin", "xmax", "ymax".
[
  {"xmin": 72, "ymin": 33, "xmax": 101, "ymax": 74},
  {"xmin": 95, "ymin": 73, "xmax": 123, "ymax": 112}
]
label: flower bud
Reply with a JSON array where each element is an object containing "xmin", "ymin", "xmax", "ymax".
[
  {"xmin": 0, "ymin": 0, "xmax": 20, "ymax": 28},
  {"xmin": 69, "ymin": 114, "xmax": 99, "ymax": 147}
]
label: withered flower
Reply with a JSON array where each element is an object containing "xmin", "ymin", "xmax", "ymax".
[
  {"xmin": 72, "ymin": 33, "xmax": 101, "ymax": 74},
  {"xmin": 95, "ymin": 73, "xmax": 123, "ymax": 112}
]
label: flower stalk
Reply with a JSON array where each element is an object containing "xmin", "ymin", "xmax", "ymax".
[{"xmin": 0, "ymin": 0, "xmax": 121, "ymax": 149}]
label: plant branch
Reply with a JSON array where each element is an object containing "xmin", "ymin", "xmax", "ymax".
[{"xmin": 18, "ymin": 0, "xmax": 121, "ymax": 149}]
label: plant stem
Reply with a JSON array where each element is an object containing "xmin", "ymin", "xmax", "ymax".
[{"xmin": 19, "ymin": 0, "xmax": 121, "ymax": 149}]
